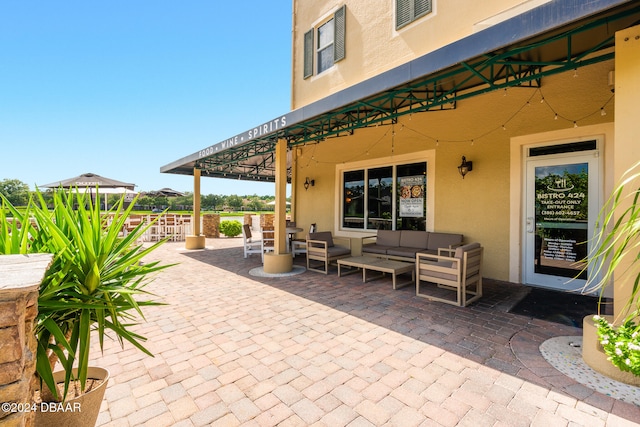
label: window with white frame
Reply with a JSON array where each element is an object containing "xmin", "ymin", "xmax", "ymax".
[
  {"xmin": 304, "ymin": 5, "xmax": 346, "ymax": 78},
  {"xmin": 342, "ymin": 161, "xmax": 427, "ymax": 231},
  {"xmin": 396, "ymin": 0, "xmax": 432, "ymax": 30},
  {"xmin": 317, "ymin": 19, "xmax": 335, "ymax": 74}
]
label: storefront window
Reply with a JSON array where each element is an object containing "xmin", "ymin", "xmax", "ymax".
[
  {"xmin": 367, "ymin": 167, "xmax": 393, "ymax": 230},
  {"xmin": 341, "ymin": 162, "xmax": 426, "ymax": 231},
  {"xmin": 343, "ymin": 170, "xmax": 365, "ymax": 228},
  {"xmin": 396, "ymin": 162, "xmax": 426, "ymax": 231}
]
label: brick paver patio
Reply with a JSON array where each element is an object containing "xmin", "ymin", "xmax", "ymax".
[{"xmin": 91, "ymin": 238, "xmax": 640, "ymax": 426}]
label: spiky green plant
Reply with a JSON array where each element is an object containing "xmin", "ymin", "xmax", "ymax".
[{"xmin": 1, "ymin": 188, "xmax": 173, "ymax": 400}]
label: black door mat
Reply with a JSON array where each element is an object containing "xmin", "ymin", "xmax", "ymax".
[{"xmin": 509, "ymin": 287, "xmax": 605, "ymax": 328}]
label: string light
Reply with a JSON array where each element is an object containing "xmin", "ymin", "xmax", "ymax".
[
  {"xmin": 573, "ymin": 68, "xmax": 578, "ymax": 78},
  {"xmin": 295, "ymin": 87, "xmax": 612, "ymax": 166}
]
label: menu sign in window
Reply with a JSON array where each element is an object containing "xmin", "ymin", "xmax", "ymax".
[
  {"xmin": 534, "ymin": 163, "xmax": 588, "ymax": 279},
  {"xmin": 399, "ymin": 175, "xmax": 424, "ymax": 218}
]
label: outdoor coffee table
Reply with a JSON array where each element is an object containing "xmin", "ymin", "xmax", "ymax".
[{"xmin": 337, "ymin": 256, "xmax": 415, "ymax": 290}]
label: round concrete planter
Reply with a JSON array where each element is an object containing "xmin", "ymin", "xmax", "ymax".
[{"xmin": 36, "ymin": 367, "xmax": 110, "ymax": 427}]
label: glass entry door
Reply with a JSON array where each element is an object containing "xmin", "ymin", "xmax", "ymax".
[{"xmin": 524, "ymin": 149, "xmax": 600, "ymax": 292}]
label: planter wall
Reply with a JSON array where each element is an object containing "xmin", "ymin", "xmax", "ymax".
[{"xmin": 0, "ymin": 254, "xmax": 52, "ymax": 427}]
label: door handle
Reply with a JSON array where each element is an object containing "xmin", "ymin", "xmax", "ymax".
[{"xmin": 526, "ymin": 217, "xmax": 534, "ymax": 233}]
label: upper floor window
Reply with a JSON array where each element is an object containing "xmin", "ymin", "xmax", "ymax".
[
  {"xmin": 317, "ymin": 19, "xmax": 335, "ymax": 74},
  {"xmin": 304, "ymin": 5, "xmax": 346, "ymax": 79},
  {"xmin": 396, "ymin": 0, "xmax": 432, "ymax": 30}
]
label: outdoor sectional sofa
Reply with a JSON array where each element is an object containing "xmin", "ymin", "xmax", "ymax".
[{"xmin": 361, "ymin": 230, "xmax": 463, "ymax": 262}]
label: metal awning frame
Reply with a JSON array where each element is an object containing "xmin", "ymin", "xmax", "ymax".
[{"xmin": 173, "ymin": 2, "xmax": 639, "ymax": 183}]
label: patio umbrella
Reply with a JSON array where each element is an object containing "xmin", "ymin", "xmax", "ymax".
[{"xmin": 40, "ymin": 173, "xmax": 136, "ymax": 209}]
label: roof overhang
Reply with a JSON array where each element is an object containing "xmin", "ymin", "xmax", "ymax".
[{"xmin": 161, "ymin": 0, "xmax": 639, "ymax": 182}]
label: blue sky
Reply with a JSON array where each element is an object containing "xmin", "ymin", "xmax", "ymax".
[{"xmin": 1, "ymin": 1, "xmax": 291, "ymax": 195}]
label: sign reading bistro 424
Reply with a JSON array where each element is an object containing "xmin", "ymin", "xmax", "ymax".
[{"xmin": 534, "ymin": 163, "xmax": 589, "ymax": 278}]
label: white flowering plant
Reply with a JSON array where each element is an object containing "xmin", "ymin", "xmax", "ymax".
[{"xmin": 593, "ymin": 312, "xmax": 640, "ymax": 376}]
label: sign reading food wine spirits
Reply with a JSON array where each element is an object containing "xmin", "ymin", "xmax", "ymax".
[{"xmin": 399, "ymin": 175, "xmax": 424, "ymax": 218}]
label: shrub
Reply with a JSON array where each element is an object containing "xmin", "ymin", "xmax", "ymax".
[
  {"xmin": 594, "ymin": 313, "xmax": 640, "ymax": 376},
  {"xmin": 220, "ymin": 220, "xmax": 242, "ymax": 237}
]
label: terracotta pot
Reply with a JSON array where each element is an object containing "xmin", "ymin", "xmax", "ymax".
[{"xmin": 35, "ymin": 367, "xmax": 109, "ymax": 427}]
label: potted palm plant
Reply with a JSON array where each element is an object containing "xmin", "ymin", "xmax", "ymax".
[
  {"xmin": 0, "ymin": 188, "xmax": 173, "ymax": 426},
  {"xmin": 582, "ymin": 160, "xmax": 640, "ymax": 383}
]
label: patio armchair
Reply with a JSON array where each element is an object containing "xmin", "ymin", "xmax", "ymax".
[
  {"xmin": 243, "ymin": 224, "xmax": 263, "ymax": 259},
  {"xmin": 261, "ymin": 226, "xmax": 276, "ymax": 260},
  {"xmin": 291, "ymin": 223, "xmax": 317, "ymax": 258},
  {"xmin": 415, "ymin": 242, "xmax": 483, "ymax": 307},
  {"xmin": 306, "ymin": 231, "xmax": 351, "ymax": 274}
]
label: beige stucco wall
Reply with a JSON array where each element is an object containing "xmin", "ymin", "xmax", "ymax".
[
  {"xmin": 292, "ymin": 0, "xmax": 552, "ymax": 108},
  {"xmin": 611, "ymin": 25, "xmax": 640, "ymax": 317},
  {"xmin": 292, "ymin": 59, "xmax": 615, "ymax": 281}
]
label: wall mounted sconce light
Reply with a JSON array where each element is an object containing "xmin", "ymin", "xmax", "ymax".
[
  {"xmin": 608, "ymin": 70, "xmax": 615, "ymax": 93},
  {"xmin": 458, "ymin": 156, "xmax": 473, "ymax": 179},
  {"xmin": 304, "ymin": 177, "xmax": 315, "ymax": 190}
]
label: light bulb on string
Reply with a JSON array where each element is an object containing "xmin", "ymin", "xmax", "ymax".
[
  {"xmin": 601, "ymin": 108, "xmax": 607, "ymax": 116},
  {"xmin": 554, "ymin": 113, "xmax": 558, "ymax": 120},
  {"xmin": 573, "ymin": 121, "xmax": 578, "ymax": 128}
]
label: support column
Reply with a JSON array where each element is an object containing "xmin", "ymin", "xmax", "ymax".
[
  {"xmin": 185, "ymin": 167, "xmax": 206, "ymax": 249},
  {"xmin": 290, "ymin": 147, "xmax": 298, "ymax": 221},
  {"xmin": 583, "ymin": 24, "xmax": 640, "ymax": 386},
  {"xmin": 263, "ymin": 138, "xmax": 293, "ymax": 273}
]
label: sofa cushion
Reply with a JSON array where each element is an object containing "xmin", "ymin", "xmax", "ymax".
[
  {"xmin": 418, "ymin": 262, "xmax": 458, "ymax": 282},
  {"xmin": 327, "ymin": 246, "xmax": 351, "ymax": 257},
  {"xmin": 399, "ymin": 230, "xmax": 429, "ymax": 249},
  {"xmin": 362, "ymin": 244, "xmax": 395, "ymax": 255},
  {"xmin": 387, "ymin": 247, "xmax": 421, "ymax": 258},
  {"xmin": 309, "ymin": 231, "xmax": 334, "ymax": 247},
  {"xmin": 454, "ymin": 242, "xmax": 481, "ymax": 259},
  {"xmin": 427, "ymin": 232, "xmax": 463, "ymax": 251},
  {"xmin": 376, "ymin": 229, "xmax": 401, "ymax": 247}
]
